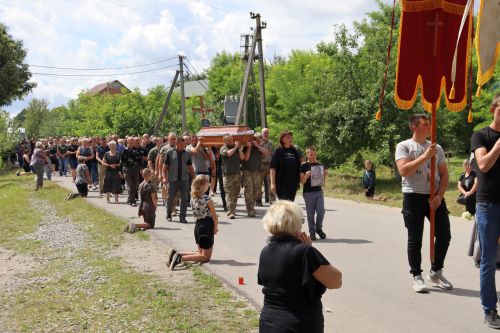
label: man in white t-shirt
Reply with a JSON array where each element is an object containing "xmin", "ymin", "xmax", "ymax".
[{"xmin": 395, "ymin": 113, "xmax": 452, "ymax": 293}]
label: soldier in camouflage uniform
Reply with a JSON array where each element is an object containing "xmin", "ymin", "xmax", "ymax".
[
  {"xmin": 242, "ymin": 135, "xmax": 269, "ymax": 216},
  {"xmin": 257, "ymin": 128, "xmax": 275, "ymax": 205},
  {"xmin": 220, "ymin": 135, "xmax": 244, "ymax": 219}
]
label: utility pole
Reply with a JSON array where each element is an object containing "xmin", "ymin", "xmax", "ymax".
[
  {"xmin": 255, "ymin": 13, "xmax": 267, "ymax": 128},
  {"xmin": 241, "ymin": 34, "xmax": 250, "ymax": 125},
  {"xmin": 179, "ymin": 55, "xmax": 186, "ymax": 132},
  {"xmin": 235, "ymin": 12, "xmax": 267, "ymax": 127},
  {"xmin": 152, "ymin": 71, "xmax": 180, "ymax": 136}
]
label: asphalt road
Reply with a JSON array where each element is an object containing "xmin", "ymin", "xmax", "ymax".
[{"xmin": 53, "ymin": 176, "xmax": 497, "ymax": 333}]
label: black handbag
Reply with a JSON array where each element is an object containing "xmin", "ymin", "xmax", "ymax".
[{"xmin": 456, "ymin": 194, "xmax": 466, "ymax": 205}]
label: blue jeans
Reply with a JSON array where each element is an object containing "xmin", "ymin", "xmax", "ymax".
[
  {"xmin": 303, "ymin": 191, "xmax": 325, "ymax": 235},
  {"xmin": 476, "ymin": 202, "xmax": 500, "ymax": 313},
  {"xmin": 58, "ymin": 158, "xmax": 67, "ymax": 176},
  {"xmin": 90, "ymin": 161, "xmax": 98, "ymax": 184}
]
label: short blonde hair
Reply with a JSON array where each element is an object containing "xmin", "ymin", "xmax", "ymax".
[
  {"xmin": 262, "ymin": 201, "xmax": 303, "ymax": 236},
  {"xmin": 191, "ymin": 175, "xmax": 209, "ymax": 199}
]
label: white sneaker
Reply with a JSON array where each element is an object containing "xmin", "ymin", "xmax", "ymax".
[
  {"xmin": 413, "ymin": 275, "xmax": 428, "ymax": 293},
  {"xmin": 427, "ymin": 269, "xmax": 453, "ymax": 290}
]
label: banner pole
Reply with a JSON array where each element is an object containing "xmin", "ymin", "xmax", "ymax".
[{"xmin": 430, "ymin": 103, "xmax": 437, "ymax": 263}]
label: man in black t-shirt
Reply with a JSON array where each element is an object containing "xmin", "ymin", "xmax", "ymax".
[{"xmin": 471, "ymin": 93, "xmax": 500, "ymax": 329}]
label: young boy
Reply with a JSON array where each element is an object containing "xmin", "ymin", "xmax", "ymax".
[{"xmin": 124, "ymin": 168, "xmax": 158, "ymax": 233}]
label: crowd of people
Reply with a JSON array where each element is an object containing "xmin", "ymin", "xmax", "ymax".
[{"xmin": 14, "ymin": 128, "xmax": 331, "ymax": 238}]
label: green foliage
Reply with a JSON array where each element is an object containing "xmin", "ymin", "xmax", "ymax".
[
  {"xmin": 23, "ymin": 98, "xmax": 49, "ymax": 138},
  {"xmin": 0, "ymin": 110, "xmax": 18, "ymax": 166},
  {"xmin": 0, "ymin": 23, "xmax": 36, "ymax": 107}
]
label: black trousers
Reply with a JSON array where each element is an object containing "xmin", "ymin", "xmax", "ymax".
[
  {"xmin": 277, "ymin": 183, "xmax": 298, "ymax": 202},
  {"xmin": 402, "ymin": 193, "xmax": 451, "ymax": 276},
  {"xmin": 123, "ymin": 167, "xmax": 139, "ymax": 204}
]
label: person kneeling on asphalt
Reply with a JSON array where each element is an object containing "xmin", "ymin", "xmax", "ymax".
[
  {"xmin": 124, "ymin": 168, "xmax": 158, "ymax": 233},
  {"xmin": 65, "ymin": 156, "xmax": 91, "ymax": 200},
  {"xmin": 167, "ymin": 175, "xmax": 219, "ymax": 270}
]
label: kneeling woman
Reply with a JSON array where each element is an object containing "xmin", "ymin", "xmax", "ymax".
[{"xmin": 258, "ymin": 201, "xmax": 342, "ymax": 332}]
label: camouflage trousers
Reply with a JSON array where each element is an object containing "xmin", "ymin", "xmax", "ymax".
[
  {"xmin": 242, "ymin": 170, "xmax": 261, "ymax": 215},
  {"xmin": 257, "ymin": 168, "xmax": 275, "ymax": 203},
  {"xmin": 223, "ymin": 173, "xmax": 241, "ymax": 215}
]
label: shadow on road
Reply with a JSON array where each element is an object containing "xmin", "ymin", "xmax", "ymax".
[
  {"xmin": 153, "ymin": 227, "xmax": 183, "ymax": 231},
  {"xmin": 317, "ymin": 238, "xmax": 373, "ymax": 244},
  {"xmin": 209, "ymin": 259, "xmax": 256, "ymax": 267},
  {"xmin": 430, "ymin": 287, "xmax": 480, "ymax": 298}
]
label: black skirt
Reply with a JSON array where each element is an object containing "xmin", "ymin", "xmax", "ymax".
[{"xmin": 103, "ymin": 170, "xmax": 122, "ymax": 194}]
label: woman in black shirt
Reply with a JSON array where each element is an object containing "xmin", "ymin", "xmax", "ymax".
[
  {"xmin": 270, "ymin": 131, "xmax": 303, "ymax": 201},
  {"xmin": 258, "ymin": 201, "xmax": 342, "ymax": 332},
  {"xmin": 458, "ymin": 158, "xmax": 477, "ymax": 215}
]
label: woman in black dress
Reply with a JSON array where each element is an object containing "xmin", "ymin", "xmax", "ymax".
[
  {"xmin": 102, "ymin": 141, "xmax": 122, "ymax": 204},
  {"xmin": 258, "ymin": 201, "xmax": 342, "ymax": 332}
]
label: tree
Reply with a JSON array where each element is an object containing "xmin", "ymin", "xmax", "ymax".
[
  {"xmin": 24, "ymin": 98, "xmax": 49, "ymax": 138},
  {"xmin": 0, "ymin": 109, "xmax": 17, "ymax": 167},
  {"xmin": 0, "ymin": 23, "xmax": 36, "ymax": 107}
]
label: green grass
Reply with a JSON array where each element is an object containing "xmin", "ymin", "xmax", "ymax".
[
  {"xmin": 324, "ymin": 155, "xmax": 469, "ymax": 217},
  {"xmin": 0, "ymin": 171, "xmax": 259, "ymax": 332}
]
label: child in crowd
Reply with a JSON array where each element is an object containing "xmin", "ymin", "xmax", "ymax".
[
  {"xmin": 363, "ymin": 160, "xmax": 376, "ymax": 200},
  {"xmin": 168, "ymin": 175, "xmax": 218, "ymax": 270},
  {"xmin": 66, "ymin": 156, "xmax": 91, "ymax": 200},
  {"xmin": 362, "ymin": 160, "xmax": 387, "ymax": 202},
  {"xmin": 124, "ymin": 168, "xmax": 158, "ymax": 233}
]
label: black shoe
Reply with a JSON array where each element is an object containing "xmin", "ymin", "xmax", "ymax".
[
  {"xmin": 170, "ymin": 253, "xmax": 182, "ymax": 270},
  {"xmin": 475, "ymin": 260, "xmax": 481, "ymax": 268},
  {"xmin": 316, "ymin": 229, "xmax": 327, "ymax": 239},
  {"xmin": 167, "ymin": 215, "xmax": 172, "ymax": 222},
  {"xmin": 485, "ymin": 309, "xmax": 500, "ymax": 329},
  {"xmin": 179, "ymin": 218, "xmax": 188, "ymax": 224},
  {"xmin": 310, "ymin": 233, "xmax": 317, "ymax": 241},
  {"xmin": 223, "ymin": 205, "xmax": 228, "ymax": 212}
]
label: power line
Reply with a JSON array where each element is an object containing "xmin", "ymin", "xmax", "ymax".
[
  {"xmin": 99, "ymin": 0, "xmax": 240, "ymax": 34},
  {"xmin": 28, "ymin": 57, "xmax": 178, "ymax": 71},
  {"xmin": 183, "ymin": 59, "xmax": 209, "ymax": 91},
  {"xmin": 32, "ymin": 64, "xmax": 179, "ymax": 77},
  {"xmin": 184, "ymin": 66, "xmax": 209, "ymax": 91}
]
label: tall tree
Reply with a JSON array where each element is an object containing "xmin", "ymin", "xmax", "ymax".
[
  {"xmin": 24, "ymin": 98, "xmax": 49, "ymax": 138},
  {"xmin": 0, "ymin": 23, "xmax": 36, "ymax": 107}
]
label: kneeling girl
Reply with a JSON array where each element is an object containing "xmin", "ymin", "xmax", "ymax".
[{"xmin": 169, "ymin": 175, "xmax": 218, "ymax": 270}]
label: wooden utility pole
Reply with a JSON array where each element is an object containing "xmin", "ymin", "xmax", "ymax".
[
  {"xmin": 255, "ymin": 13, "xmax": 267, "ymax": 128},
  {"xmin": 242, "ymin": 34, "xmax": 250, "ymax": 125},
  {"xmin": 235, "ymin": 27, "xmax": 258, "ymax": 125},
  {"xmin": 179, "ymin": 55, "xmax": 186, "ymax": 132},
  {"xmin": 152, "ymin": 70, "xmax": 180, "ymax": 136}
]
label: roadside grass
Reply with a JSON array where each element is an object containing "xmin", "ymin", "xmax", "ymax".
[
  {"xmin": 0, "ymin": 172, "xmax": 259, "ymax": 332},
  {"xmin": 324, "ymin": 155, "xmax": 469, "ymax": 217}
]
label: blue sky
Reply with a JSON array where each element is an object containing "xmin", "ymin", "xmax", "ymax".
[{"xmin": 1, "ymin": 0, "xmax": 477, "ymax": 116}]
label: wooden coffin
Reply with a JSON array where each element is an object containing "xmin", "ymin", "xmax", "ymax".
[{"xmin": 197, "ymin": 125, "xmax": 255, "ymax": 147}]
